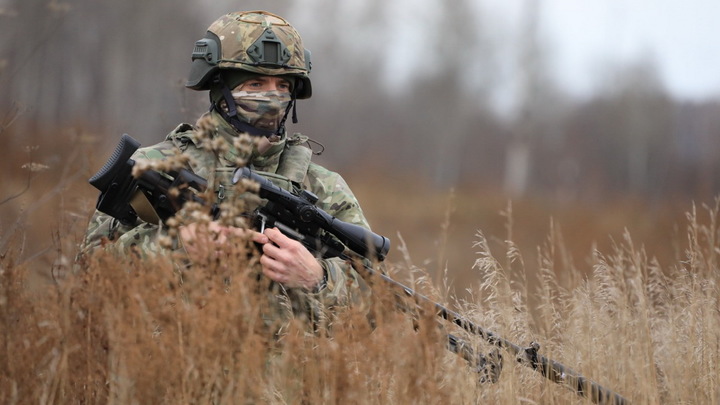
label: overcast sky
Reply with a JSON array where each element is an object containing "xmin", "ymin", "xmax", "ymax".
[{"xmin": 487, "ymin": 0, "xmax": 720, "ymax": 101}]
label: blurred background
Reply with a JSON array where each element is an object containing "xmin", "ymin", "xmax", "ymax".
[{"xmin": 2, "ymin": 0, "xmax": 719, "ymax": 297}]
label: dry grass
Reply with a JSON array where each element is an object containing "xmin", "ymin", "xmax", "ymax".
[
  {"xmin": 2, "ymin": 199, "xmax": 719, "ymax": 404},
  {"xmin": 2, "ymin": 127, "xmax": 719, "ymax": 404}
]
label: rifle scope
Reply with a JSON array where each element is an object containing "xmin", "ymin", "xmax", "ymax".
[{"xmin": 234, "ymin": 167, "xmax": 390, "ymax": 261}]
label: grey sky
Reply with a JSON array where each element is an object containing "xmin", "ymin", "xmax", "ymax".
[
  {"xmin": 370, "ymin": 0, "xmax": 720, "ymax": 115},
  {"xmin": 516, "ymin": 0, "xmax": 720, "ymax": 99}
]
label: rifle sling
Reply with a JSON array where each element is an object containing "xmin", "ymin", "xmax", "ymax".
[{"xmin": 129, "ymin": 190, "xmax": 161, "ymax": 224}]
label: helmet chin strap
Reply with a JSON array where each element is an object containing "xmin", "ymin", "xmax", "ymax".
[
  {"xmin": 211, "ymin": 75, "xmax": 299, "ymax": 138},
  {"xmin": 276, "ymin": 86, "xmax": 299, "ymax": 136}
]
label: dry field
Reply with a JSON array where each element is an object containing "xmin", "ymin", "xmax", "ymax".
[{"xmin": 1, "ymin": 128, "xmax": 719, "ymax": 404}]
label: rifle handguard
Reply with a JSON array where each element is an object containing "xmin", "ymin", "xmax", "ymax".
[{"xmin": 233, "ymin": 167, "xmax": 390, "ymax": 261}]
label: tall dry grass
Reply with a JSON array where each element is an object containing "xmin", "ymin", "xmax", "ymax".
[{"xmin": 2, "ymin": 192, "xmax": 719, "ymax": 404}]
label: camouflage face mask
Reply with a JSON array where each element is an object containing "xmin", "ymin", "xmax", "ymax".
[{"xmin": 223, "ymin": 90, "xmax": 292, "ymax": 132}]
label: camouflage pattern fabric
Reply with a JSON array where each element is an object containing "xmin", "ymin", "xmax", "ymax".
[
  {"xmin": 220, "ymin": 89, "xmax": 292, "ymax": 133},
  {"xmin": 79, "ymin": 110, "xmax": 373, "ymax": 328}
]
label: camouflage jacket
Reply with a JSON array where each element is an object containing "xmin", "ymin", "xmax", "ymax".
[{"xmin": 80, "ymin": 111, "xmax": 373, "ymax": 327}]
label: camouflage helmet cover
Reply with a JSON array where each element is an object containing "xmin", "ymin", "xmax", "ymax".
[{"xmin": 186, "ymin": 10, "xmax": 312, "ymax": 99}]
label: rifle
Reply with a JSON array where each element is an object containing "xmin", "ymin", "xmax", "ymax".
[
  {"xmin": 89, "ymin": 134, "xmax": 627, "ymax": 404},
  {"xmin": 88, "ymin": 134, "xmax": 389, "ymax": 261}
]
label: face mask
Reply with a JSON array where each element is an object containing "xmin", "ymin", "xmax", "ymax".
[{"xmin": 225, "ymin": 90, "xmax": 292, "ymax": 132}]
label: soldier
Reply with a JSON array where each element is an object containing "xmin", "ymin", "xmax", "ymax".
[{"xmin": 80, "ymin": 10, "xmax": 374, "ymax": 322}]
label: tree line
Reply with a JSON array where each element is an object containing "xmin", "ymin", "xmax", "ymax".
[{"xmin": 2, "ymin": 0, "xmax": 718, "ymax": 202}]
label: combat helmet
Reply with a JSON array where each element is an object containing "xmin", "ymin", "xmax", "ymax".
[{"xmin": 186, "ymin": 11, "xmax": 312, "ymax": 136}]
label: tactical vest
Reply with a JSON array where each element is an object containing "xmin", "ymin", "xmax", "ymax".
[{"xmin": 167, "ymin": 125, "xmax": 313, "ymax": 205}]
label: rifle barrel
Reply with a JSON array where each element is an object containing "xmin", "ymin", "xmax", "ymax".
[{"xmin": 353, "ymin": 261, "xmax": 627, "ymax": 405}]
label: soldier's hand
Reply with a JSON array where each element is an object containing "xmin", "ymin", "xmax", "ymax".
[{"xmin": 254, "ymin": 227, "xmax": 324, "ymax": 290}]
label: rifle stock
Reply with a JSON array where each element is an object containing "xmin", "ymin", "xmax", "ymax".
[{"xmin": 88, "ymin": 133, "xmax": 209, "ymax": 225}]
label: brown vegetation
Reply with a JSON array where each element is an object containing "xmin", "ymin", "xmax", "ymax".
[{"xmin": 1, "ymin": 127, "xmax": 719, "ymax": 404}]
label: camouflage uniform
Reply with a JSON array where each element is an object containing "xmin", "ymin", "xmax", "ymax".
[
  {"xmin": 81, "ymin": 10, "xmax": 375, "ymax": 327},
  {"xmin": 80, "ymin": 110, "xmax": 373, "ymax": 325}
]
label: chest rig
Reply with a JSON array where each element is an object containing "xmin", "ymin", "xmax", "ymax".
[{"xmin": 167, "ymin": 126, "xmax": 314, "ymax": 208}]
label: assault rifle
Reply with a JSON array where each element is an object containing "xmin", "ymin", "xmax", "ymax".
[{"xmin": 89, "ymin": 134, "xmax": 627, "ymax": 405}]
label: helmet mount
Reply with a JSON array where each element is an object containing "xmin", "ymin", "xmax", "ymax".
[
  {"xmin": 191, "ymin": 38, "xmax": 220, "ymax": 66},
  {"xmin": 248, "ymin": 28, "xmax": 292, "ymax": 66}
]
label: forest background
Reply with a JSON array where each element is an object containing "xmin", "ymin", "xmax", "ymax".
[{"xmin": 2, "ymin": 0, "xmax": 719, "ymax": 301}]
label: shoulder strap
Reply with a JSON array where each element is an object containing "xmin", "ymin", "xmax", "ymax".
[
  {"xmin": 165, "ymin": 124, "xmax": 237, "ymax": 202},
  {"xmin": 276, "ymin": 133, "xmax": 313, "ymax": 185},
  {"xmin": 165, "ymin": 124, "xmax": 216, "ymax": 179}
]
